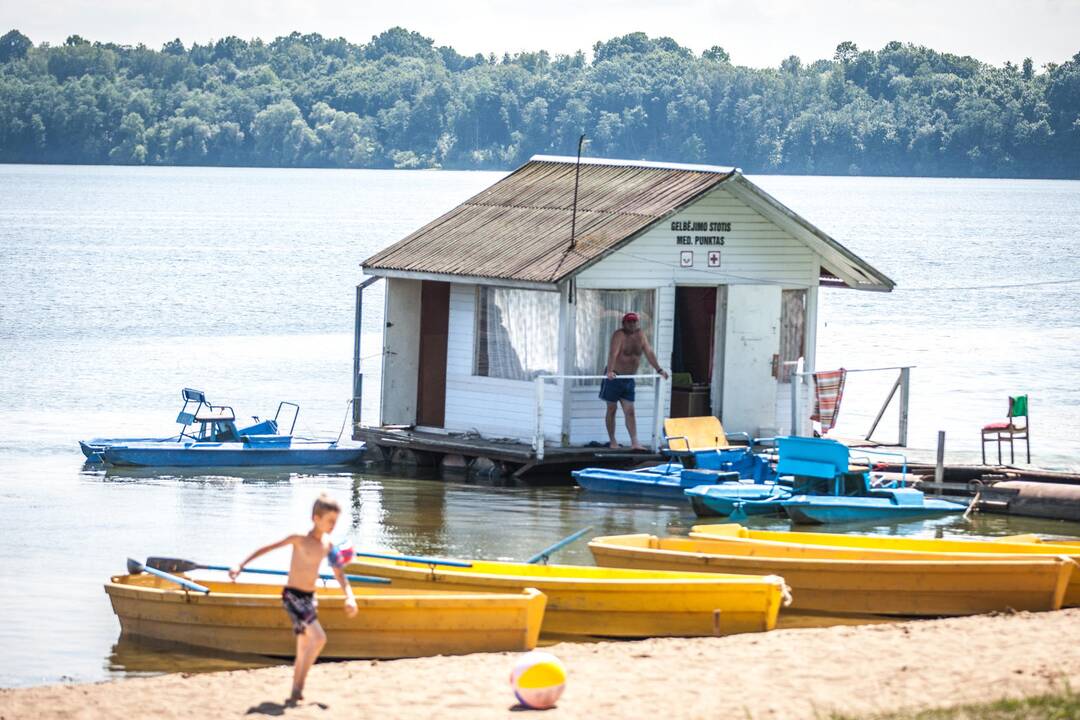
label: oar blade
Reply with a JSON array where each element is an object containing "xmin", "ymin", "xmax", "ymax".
[
  {"xmin": 146, "ymin": 556, "xmax": 200, "ymax": 573},
  {"xmin": 126, "ymin": 557, "xmax": 144, "ymax": 575}
]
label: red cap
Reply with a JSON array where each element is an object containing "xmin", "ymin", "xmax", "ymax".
[{"xmin": 622, "ymin": 312, "xmax": 639, "ymax": 323}]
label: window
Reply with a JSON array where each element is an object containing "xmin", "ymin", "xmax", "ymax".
[
  {"xmin": 475, "ymin": 286, "xmax": 559, "ymax": 380},
  {"xmin": 574, "ymin": 289, "xmax": 657, "ymax": 380},
  {"xmin": 778, "ymin": 289, "xmax": 807, "ymax": 383}
]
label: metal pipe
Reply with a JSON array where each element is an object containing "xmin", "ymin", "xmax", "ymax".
[
  {"xmin": 934, "ymin": 430, "xmax": 946, "ymax": 496},
  {"xmin": 898, "ymin": 367, "xmax": 911, "ymax": 447},
  {"xmin": 569, "ymin": 134, "xmax": 586, "ymax": 251},
  {"xmin": 865, "ymin": 373, "xmax": 902, "ymax": 442},
  {"xmin": 353, "ymin": 277, "xmax": 381, "ymax": 426}
]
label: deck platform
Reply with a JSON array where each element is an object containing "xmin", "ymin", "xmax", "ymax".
[{"xmin": 354, "ymin": 425, "xmax": 663, "ymax": 480}]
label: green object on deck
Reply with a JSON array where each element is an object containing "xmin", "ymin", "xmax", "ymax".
[
  {"xmin": 671, "ymin": 372, "xmax": 693, "ymax": 388},
  {"xmin": 1010, "ymin": 395, "xmax": 1028, "ymax": 418}
]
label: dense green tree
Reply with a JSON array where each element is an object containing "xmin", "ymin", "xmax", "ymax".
[
  {"xmin": 0, "ymin": 28, "xmax": 1076, "ymax": 176},
  {"xmin": 0, "ymin": 29, "xmax": 31, "ymax": 63}
]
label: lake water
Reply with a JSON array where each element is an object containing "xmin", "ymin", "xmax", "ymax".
[{"xmin": 0, "ymin": 165, "xmax": 1078, "ymax": 688}]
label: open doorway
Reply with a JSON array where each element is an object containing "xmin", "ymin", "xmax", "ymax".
[
  {"xmin": 670, "ymin": 286, "xmax": 717, "ymax": 418},
  {"xmin": 416, "ymin": 280, "xmax": 450, "ymax": 428}
]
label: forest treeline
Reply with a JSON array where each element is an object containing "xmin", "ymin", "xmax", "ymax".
[{"xmin": 1, "ymin": 27, "xmax": 1078, "ymax": 177}]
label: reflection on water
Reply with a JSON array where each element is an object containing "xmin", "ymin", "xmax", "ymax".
[{"xmin": 109, "ymin": 634, "xmax": 280, "ymax": 677}]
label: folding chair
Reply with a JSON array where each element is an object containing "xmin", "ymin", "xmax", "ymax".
[{"xmin": 981, "ymin": 395, "xmax": 1030, "ymax": 464}]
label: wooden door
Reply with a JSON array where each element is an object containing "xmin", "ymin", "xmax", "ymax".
[{"xmin": 416, "ymin": 281, "xmax": 450, "ymax": 428}]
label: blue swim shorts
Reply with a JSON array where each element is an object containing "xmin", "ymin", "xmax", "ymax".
[{"xmin": 599, "ymin": 377, "xmax": 636, "ymax": 403}]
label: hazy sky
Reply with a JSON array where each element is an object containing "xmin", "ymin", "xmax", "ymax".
[{"xmin": 2, "ymin": 0, "xmax": 1078, "ymax": 69}]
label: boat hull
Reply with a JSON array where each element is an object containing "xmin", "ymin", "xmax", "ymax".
[
  {"xmin": 105, "ymin": 574, "xmax": 545, "ymax": 659},
  {"xmin": 689, "ymin": 524, "xmax": 1080, "ymax": 606},
  {"xmin": 100, "ymin": 443, "xmax": 365, "ymax": 468},
  {"xmin": 685, "ymin": 484, "xmax": 790, "ymax": 518},
  {"xmin": 573, "ymin": 466, "xmax": 708, "ymax": 500},
  {"xmin": 588, "ymin": 534, "xmax": 1072, "ymax": 617},
  {"xmin": 346, "ymin": 557, "xmax": 785, "ymax": 638},
  {"xmin": 80, "ymin": 438, "xmax": 167, "ymax": 463},
  {"xmin": 780, "ymin": 494, "xmax": 966, "ymax": 525}
]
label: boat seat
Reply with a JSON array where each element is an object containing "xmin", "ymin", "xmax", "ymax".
[
  {"xmin": 664, "ymin": 416, "xmax": 732, "ymax": 452},
  {"xmin": 663, "ymin": 416, "xmax": 753, "ymax": 470},
  {"xmin": 196, "ymin": 407, "xmax": 236, "ymax": 422},
  {"xmin": 776, "ymin": 437, "xmax": 852, "ymax": 479}
]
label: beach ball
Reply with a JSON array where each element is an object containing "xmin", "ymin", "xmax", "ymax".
[
  {"xmin": 510, "ymin": 650, "xmax": 566, "ymax": 709},
  {"xmin": 328, "ymin": 542, "xmax": 355, "ymax": 569}
]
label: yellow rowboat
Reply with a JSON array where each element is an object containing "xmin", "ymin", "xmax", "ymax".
[
  {"xmin": 106, "ymin": 573, "xmax": 545, "ymax": 659},
  {"xmin": 689, "ymin": 523, "xmax": 1080, "ymax": 606},
  {"xmin": 588, "ymin": 534, "xmax": 1073, "ymax": 617},
  {"xmin": 345, "ymin": 557, "xmax": 787, "ymax": 638}
]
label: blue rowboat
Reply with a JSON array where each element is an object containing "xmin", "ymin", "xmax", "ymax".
[
  {"xmin": 100, "ymin": 438, "xmax": 366, "ymax": 468},
  {"xmin": 684, "ymin": 483, "xmax": 791, "ymax": 517},
  {"xmin": 572, "ymin": 466, "xmax": 739, "ymax": 501},
  {"xmin": 781, "ymin": 489, "xmax": 967, "ymax": 525}
]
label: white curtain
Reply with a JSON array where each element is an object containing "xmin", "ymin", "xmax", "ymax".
[
  {"xmin": 475, "ymin": 286, "xmax": 559, "ymax": 380},
  {"xmin": 574, "ymin": 289, "xmax": 656, "ymax": 382}
]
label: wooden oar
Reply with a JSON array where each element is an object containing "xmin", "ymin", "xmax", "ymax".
[
  {"xmin": 526, "ymin": 527, "xmax": 593, "ymax": 565},
  {"xmin": 127, "ymin": 557, "xmax": 210, "ymax": 594},
  {"xmin": 145, "ymin": 557, "xmax": 390, "ymax": 585}
]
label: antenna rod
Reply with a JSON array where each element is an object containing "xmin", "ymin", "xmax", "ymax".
[{"xmin": 570, "ymin": 133, "xmax": 586, "ymax": 250}]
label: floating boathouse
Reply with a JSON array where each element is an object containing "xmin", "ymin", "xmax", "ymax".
[{"xmin": 354, "ymin": 156, "xmax": 894, "ymax": 478}]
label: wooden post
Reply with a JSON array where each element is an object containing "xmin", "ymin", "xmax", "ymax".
[
  {"xmin": 899, "ymin": 367, "xmax": 911, "ymax": 447},
  {"xmin": 558, "ymin": 281, "xmax": 575, "ymax": 447},
  {"xmin": 652, "ymin": 375, "xmax": 665, "ymax": 451},
  {"xmin": 934, "ymin": 430, "xmax": 946, "ymax": 496},
  {"xmin": 534, "ymin": 376, "xmax": 545, "ymax": 461},
  {"xmin": 790, "ymin": 357, "xmax": 804, "ymax": 437}
]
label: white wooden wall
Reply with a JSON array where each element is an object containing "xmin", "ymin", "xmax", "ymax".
[
  {"xmin": 575, "ymin": 187, "xmax": 818, "ymax": 289},
  {"xmin": 573, "ymin": 185, "xmax": 820, "ymax": 439},
  {"xmin": 442, "ymin": 283, "xmax": 563, "ymax": 443}
]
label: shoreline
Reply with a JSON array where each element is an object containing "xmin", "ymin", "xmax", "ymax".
[{"xmin": 4, "ymin": 609, "xmax": 1080, "ymax": 719}]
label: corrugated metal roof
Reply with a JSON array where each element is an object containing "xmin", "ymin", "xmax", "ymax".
[
  {"xmin": 362, "ymin": 157, "xmax": 735, "ymax": 285},
  {"xmin": 362, "ymin": 155, "xmax": 895, "ymax": 292}
]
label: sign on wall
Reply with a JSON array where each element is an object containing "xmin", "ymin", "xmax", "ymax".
[
  {"xmin": 679, "ymin": 250, "xmax": 694, "ymax": 268},
  {"xmin": 671, "ymin": 220, "xmax": 729, "ymax": 247},
  {"xmin": 708, "ymin": 250, "xmax": 721, "ymax": 267}
]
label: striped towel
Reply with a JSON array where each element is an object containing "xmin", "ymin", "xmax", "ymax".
[{"xmin": 811, "ymin": 369, "xmax": 847, "ymax": 433}]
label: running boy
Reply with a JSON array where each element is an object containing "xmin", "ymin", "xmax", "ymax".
[{"xmin": 229, "ymin": 493, "xmax": 357, "ymax": 705}]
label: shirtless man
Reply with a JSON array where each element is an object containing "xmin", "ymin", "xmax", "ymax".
[
  {"xmin": 230, "ymin": 493, "xmax": 357, "ymax": 705},
  {"xmin": 601, "ymin": 312, "xmax": 669, "ymax": 450}
]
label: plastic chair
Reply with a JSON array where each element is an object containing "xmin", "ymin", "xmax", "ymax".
[{"xmin": 981, "ymin": 395, "xmax": 1030, "ymax": 464}]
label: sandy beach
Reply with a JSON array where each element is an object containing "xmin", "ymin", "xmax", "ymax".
[{"xmin": 3, "ymin": 608, "xmax": 1079, "ymax": 719}]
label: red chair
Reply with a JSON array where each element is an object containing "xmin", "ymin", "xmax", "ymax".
[{"xmin": 981, "ymin": 395, "xmax": 1030, "ymax": 464}]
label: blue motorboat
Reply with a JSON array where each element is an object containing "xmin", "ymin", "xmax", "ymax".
[
  {"xmin": 781, "ymin": 490, "xmax": 966, "ymax": 525},
  {"xmin": 80, "ymin": 388, "xmax": 269, "ymax": 463},
  {"xmin": 572, "ymin": 465, "xmax": 740, "ymax": 501},
  {"xmin": 84, "ymin": 388, "xmax": 365, "ymax": 468},
  {"xmin": 772, "ymin": 436, "xmax": 966, "ymax": 525}
]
